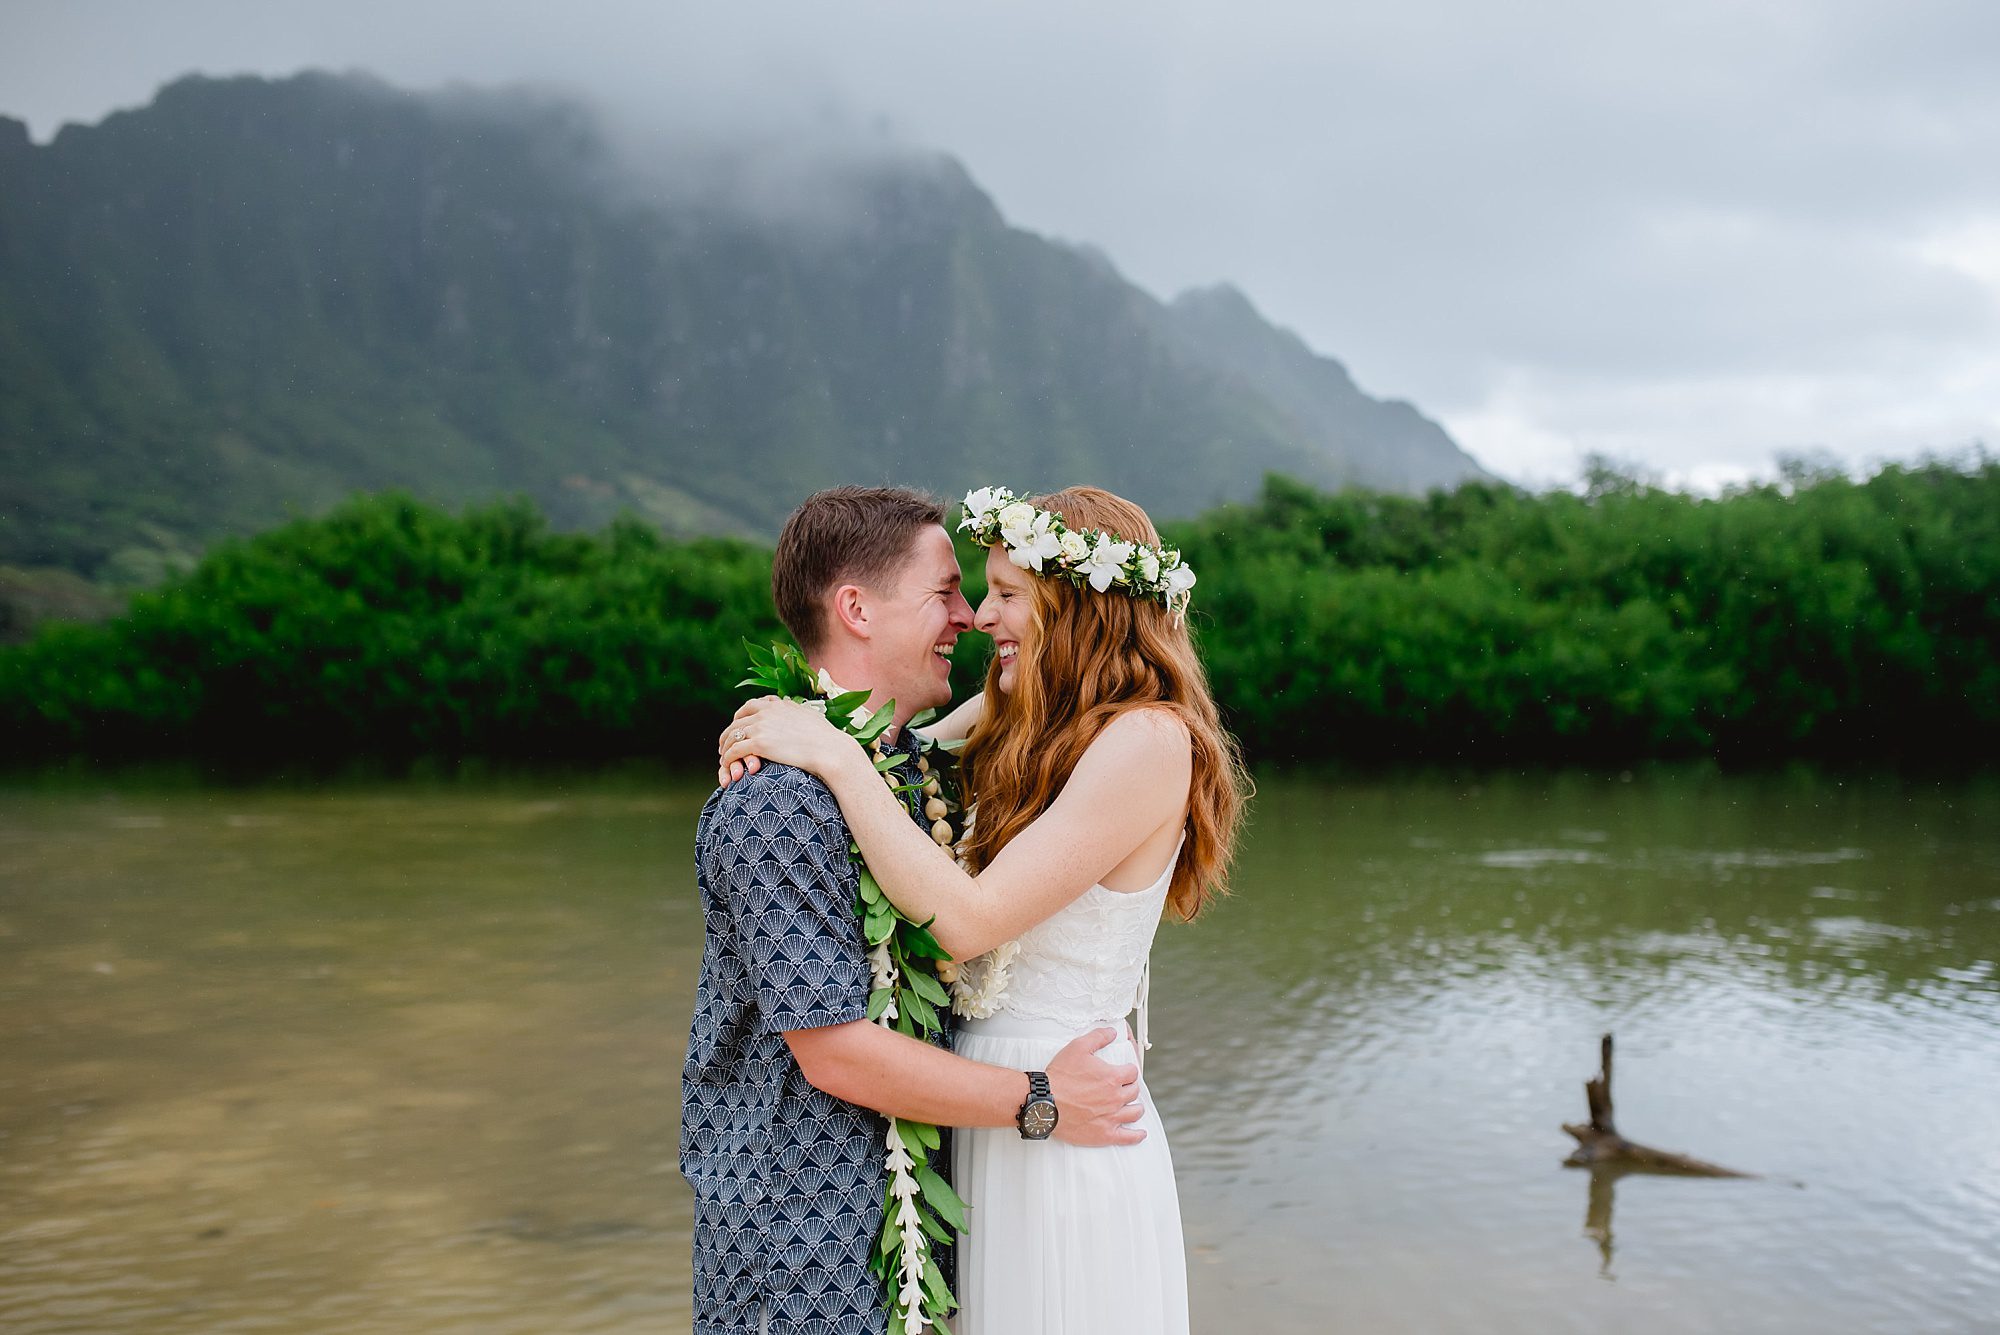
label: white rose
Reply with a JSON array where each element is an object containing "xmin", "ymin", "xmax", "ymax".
[
  {"xmin": 996, "ymin": 502, "xmax": 1035, "ymax": 532},
  {"xmin": 1137, "ymin": 549, "xmax": 1161, "ymax": 582},
  {"xmin": 1058, "ymin": 531, "xmax": 1091, "ymax": 564}
]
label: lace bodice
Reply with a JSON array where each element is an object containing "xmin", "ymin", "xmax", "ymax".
[{"xmin": 959, "ymin": 839, "xmax": 1180, "ymax": 1031}]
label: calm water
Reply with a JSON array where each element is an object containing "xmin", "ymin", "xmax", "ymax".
[{"xmin": 1, "ymin": 768, "xmax": 1996, "ymax": 1333}]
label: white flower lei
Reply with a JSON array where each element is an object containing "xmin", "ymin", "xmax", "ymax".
[
  {"xmin": 960, "ymin": 486, "xmax": 1198, "ymax": 624},
  {"xmin": 947, "ymin": 939, "xmax": 1020, "ymax": 1020}
]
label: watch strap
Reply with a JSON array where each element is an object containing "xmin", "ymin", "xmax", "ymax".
[{"xmin": 1017, "ymin": 1070, "xmax": 1055, "ymax": 1139}]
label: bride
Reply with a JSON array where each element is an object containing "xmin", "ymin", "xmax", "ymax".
[{"xmin": 719, "ymin": 485, "xmax": 1247, "ymax": 1334}]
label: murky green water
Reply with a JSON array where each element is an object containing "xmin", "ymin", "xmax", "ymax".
[{"xmin": 2, "ymin": 768, "xmax": 1996, "ymax": 1333}]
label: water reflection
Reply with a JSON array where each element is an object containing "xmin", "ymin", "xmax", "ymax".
[
  {"xmin": 1580, "ymin": 1164, "xmax": 1633, "ymax": 1279},
  {"xmin": 1, "ymin": 767, "xmax": 1996, "ymax": 1334},
  {"xmin": 1157, "ymin": 768, "xmax": 2000, "ymax": 1333}
]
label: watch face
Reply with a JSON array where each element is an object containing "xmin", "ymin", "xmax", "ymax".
[{"xmin": 1022, "ymin": 1101, "xmax": 1058, "ymax": 1138}]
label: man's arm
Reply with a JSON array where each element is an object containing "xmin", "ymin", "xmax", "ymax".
[
  {"xmin": 723, "ymin": 768, "xmax": 1142, "ymax": 1146},
  {"xmin": 786, "ymin": 1020, "xmax": 1146, "ymax": 1147}
]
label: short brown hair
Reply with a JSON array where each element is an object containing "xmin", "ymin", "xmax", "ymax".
[{"xmin": 772, "ymin": 486, "xmax": 946, "ymax": 653}]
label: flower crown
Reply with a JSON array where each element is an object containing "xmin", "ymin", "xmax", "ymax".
[{"xmin": 959, "ymin": 487, "xmax": 1197, "ymax": 623}]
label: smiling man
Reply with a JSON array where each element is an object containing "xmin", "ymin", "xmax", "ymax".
[{"xmin": 679, "ymin": 486, "xmax": 1145, "ymax": 1335}]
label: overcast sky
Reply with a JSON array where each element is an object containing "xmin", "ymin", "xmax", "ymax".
[{"xmin": 6, "ymin": 0, "xmax": 1998, "ymax": 488}]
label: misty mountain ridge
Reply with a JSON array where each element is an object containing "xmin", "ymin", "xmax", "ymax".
[{"xmin": 0, "ymin": 71, "xmax": 1489, "ymax": 580}]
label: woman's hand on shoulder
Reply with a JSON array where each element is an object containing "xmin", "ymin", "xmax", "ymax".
[{"xmin": 715, "ymin": 697, "xmax": 856, "ymax": 788}]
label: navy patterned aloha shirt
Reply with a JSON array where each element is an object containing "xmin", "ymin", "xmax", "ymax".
[{"xmin": 681, "ymin": 730, "xmax": 946, "ymax": 1335}]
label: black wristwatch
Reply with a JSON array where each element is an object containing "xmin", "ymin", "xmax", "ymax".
[{"xmin": 1017, "ymin": 1070, "xmax": 1058, "ymax": 1140}]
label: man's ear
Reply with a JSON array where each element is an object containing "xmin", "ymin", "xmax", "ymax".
[{"xmin": 828, "ymin": 583, "xmax": 872, "ymax": 640}]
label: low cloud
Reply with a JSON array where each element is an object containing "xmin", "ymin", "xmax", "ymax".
[{"xmin": 5, "ymin": 0, "xmax": 1997, "ymax": 484}]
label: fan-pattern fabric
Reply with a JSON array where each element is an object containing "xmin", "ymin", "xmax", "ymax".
[{"xmin": 681, "ymin": 735, "xmax": 941, "ymax": 1335}]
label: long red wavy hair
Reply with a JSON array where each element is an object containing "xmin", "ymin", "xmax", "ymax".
[{"xmin": 958, "ymin": 487, "xmax": 1248, "ymax": 921}]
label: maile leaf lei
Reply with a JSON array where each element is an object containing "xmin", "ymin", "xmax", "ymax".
[{"xmin": 737, "ymin": 641, "xmax": 968, "ymax": 1335}]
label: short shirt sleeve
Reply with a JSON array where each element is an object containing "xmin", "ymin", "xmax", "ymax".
[{"xmin": 720, "ymin": 769, "xmax": 873, "ymax": 1035}]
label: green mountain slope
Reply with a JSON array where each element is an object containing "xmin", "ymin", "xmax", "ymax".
[{"xmin": 0, "ymin": 71, "xmax": 1489, "ymax": 579}]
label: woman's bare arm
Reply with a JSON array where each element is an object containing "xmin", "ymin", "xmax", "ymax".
[
  {"xmin": 923, "ymin": 690, "xmax": 984, "ymax": 743},
  {"xmin": 722, "ymin": 703, "xmax": 1190, "ymax": 958}
]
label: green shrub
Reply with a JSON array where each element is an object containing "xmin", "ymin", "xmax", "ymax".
[{"xmin": 4, "ymin": 458, "xmax": 1995, "ymax": 765}]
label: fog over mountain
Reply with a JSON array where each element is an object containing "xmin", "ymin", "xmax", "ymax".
[
  {"xmin": 0, "ymin": 72, "xmax": 1486, "ymax": 578},
  {"xmin": 6, "ymin": 0, "xmax": 1996, "ymax": 491}
]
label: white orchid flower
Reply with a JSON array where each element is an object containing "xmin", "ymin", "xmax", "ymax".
[
  {"xmin": 1004, "ymin": 512, "xmax": 1063, "ymax": 571},
  {"xmin": 1080, "ymin": 536, "xmax": 1135, "ymax": 591},
  {"xmin": 961, "ymin": 486, "xmax": 1009, "ymax": 528}
]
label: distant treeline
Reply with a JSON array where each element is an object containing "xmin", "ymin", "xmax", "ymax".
[
  {"xmin": 1168, "ymin": 457, "xmax": 1998, "ymax": 762},
  {"xmin": 0, "ymin": 496, "xmax": 785, "ymax": 762},
  {"xmin": 2, "ymin": 459, "xmax": 1995, "ymax": 765}
]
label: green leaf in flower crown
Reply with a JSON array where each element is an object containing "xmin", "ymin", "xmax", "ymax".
[{"xmin": 913, "ymin": 1163, "xmax": 966, "ymax": 1231}]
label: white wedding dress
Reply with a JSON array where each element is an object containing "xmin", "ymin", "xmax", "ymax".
[{"xmin": 949, "ymin": 838, "xmax": 1189, "ymax": 1335}]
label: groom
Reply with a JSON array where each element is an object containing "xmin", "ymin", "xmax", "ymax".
[{"xmin": 681, "ymin": 486, "xmax": 1145, "ymax": 1335}]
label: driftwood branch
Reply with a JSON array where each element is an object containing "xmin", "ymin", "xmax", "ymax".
[{"xmin": 1561, "ymin": 1034, "xmax": 1753, "ymax": 1177}]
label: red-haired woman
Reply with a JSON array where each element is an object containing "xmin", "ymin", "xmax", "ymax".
[{"xmin": 719, "ymin": 486, "xmax": 1247, "ymax": 1335}]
